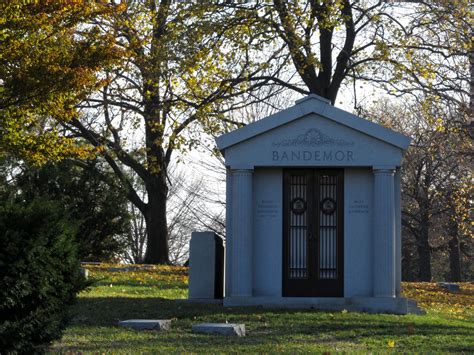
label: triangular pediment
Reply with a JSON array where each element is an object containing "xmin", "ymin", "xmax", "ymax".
[
  {"xmin": 216, "ymin": 94, "xmax": 410, "ymax": 151},
  {"xmin": 216, "ymin": 95, "xmax": 411, "ymax": 169}
]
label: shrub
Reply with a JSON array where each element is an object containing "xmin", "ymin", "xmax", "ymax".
[
  {"xmin": 0, "ymin": 199, "xmax": 86, "ymax": 353},
  {"xmin": 16, "ymin": 161, "xmax": 131, "ymax": 262}
]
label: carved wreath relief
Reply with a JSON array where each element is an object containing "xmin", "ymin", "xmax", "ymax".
[
  {"xmin": 272, "ymin": 128, "xmax": 355, "ymax": 162},
  {"xmin": 273, "ymin": 128, "xmax": 354, "ymax": 147}
]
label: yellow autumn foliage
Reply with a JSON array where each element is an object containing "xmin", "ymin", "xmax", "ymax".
[
  {"xmin": 402, "ymin": 282, "xmax": 474, "ymax": 320},
  {"xmin": 83, "ymin": 263, "xmax": 188, "ymax": 287}
]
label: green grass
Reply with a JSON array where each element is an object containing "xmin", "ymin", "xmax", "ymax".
[{"xmin": 51, "ymin": 264, "xmax": 474, "ymax": 353}]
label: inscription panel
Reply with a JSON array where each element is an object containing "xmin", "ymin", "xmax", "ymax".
[
  {"xmin": 348, "ymin": 199, "xmax": 369, "ymax": 214},
  {"xmin": 257, "ymin": 199, "xmax": 278, "ymax": 219}
]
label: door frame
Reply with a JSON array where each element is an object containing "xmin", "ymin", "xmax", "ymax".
[{"xmin": 282, "ymin": 168, "xmax": 344, "ymax": 297}]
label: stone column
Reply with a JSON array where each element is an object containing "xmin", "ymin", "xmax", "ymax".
[
  {"xmin": 231, "ymin": 169, "xmax": 253, "ymax": 297},
  {"xmin": 373, "ymin": 167, "xmax": 396, "ymax": 298},
  {"xmin": 394, "ymin": 168, "xmax": 402, "ymax": 297},
  {"xmin": 225, "ymin": 168, "xmax": 232, "ymax": 297}
]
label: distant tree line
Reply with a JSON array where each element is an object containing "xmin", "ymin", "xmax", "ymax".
[{"xmin": 359, "ymin": 98, "xmax": 472, "ymax": 282}]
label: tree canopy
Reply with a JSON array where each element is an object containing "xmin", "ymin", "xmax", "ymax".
[
  {"xmin": 1, "ymin": 0, "xmax": 471, "ymax": 265},
  {"xmin": 0, "ymin": 1, "xmax": 122, "ymax": 163}
]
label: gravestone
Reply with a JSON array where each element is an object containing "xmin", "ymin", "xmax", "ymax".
[
  {"xmin": 80, "ymin": 267, "xmax": 89, "ymax": 279},
  {"xmin": 188, "ymin": 232, "xmax": 224, "ymax": 300},
  {"xmin": 118, "ymin": 319, "xmax": 171, "ymax": 331},
  {"xmin": 438, "ymin": 282, "xmax": 460, "ymax": 293},
  {"xmin": 192, "ymin": 323, "xmax": 245, "ymax": 337},
  {"xmin": 191, "ymin": 94, "xmax": 423, "ymax": 314}
]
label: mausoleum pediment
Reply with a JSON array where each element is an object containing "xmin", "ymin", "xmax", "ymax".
[
  {"xmin": 216, "ymin": 96, "xmax": 410, "ymax": 168},
  {"xmin": 217, "ymin": 94, "xmax": 410, "ymax": 152}
]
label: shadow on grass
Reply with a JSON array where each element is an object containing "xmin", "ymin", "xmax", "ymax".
[
  {"xmin": 91, "ymin": 279, "xmax": 187, "ymax": 289},
  {"xmin": 67, "ymin": 296, "xmax": 474, "ymax": 353},
  {"xmin": 70, "ymin": 296, "xmax": 259, "ymax": 327}
]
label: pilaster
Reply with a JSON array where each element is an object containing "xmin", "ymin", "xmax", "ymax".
[
  {"xmin": 395, "ymin": 168, "xmax": 402, "ymax": 297},
  {"xmin": 225, "ymin": 168, "xmax": 232, "ymax": 297},
  {"xmin": 373, "ymin": 168, "xmax": 396, "ymax": 297},
  {"xmin": 231, "ymin": 169, "xmax": 253, "ymax": 297}
]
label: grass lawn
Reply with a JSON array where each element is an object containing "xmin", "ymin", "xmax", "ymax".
[{"xmin": 51, "ymin": 264, "xmax": 474, "ymax": 353}]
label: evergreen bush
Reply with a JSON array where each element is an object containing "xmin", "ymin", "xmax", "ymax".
[
  {"xmin": 0, "ymin": 199, "xmax": 86, "ymax": 353},
  {"xmin": 16, "ymin": 161, "xmax": 131, "ymax": 262}
]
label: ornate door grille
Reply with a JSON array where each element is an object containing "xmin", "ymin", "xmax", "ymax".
[{"xmin": 283, "ymin": 169, "xmax": 344, "ymax": 297}]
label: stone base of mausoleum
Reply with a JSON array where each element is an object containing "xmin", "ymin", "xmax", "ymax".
[
  {"xmin": 223, "ymin": 296, "xmax": 425, "ymax": 315},
  {"xmin": 178, "ymin": 298, "xmax": 223, "ymax": 305}
]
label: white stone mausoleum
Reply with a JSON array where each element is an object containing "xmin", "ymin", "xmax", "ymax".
[{"xmin": 211, "ymin": 94, "xmax": 423, "ymax": 314}]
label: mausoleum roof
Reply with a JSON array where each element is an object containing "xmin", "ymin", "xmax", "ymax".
[{"xmin": 216, "ymin": 94, "xmax": 411, "ymax": 151}]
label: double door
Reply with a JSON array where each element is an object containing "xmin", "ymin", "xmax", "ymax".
[{"xmin": 283, "ymin": 169, "xmax": 344, "ymax": 297}]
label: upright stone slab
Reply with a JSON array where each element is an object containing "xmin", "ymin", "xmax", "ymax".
[
  {"xmin": 80, "ymin": 267, "xmax": 89, "ymax": 279},
  {"xmin": 189, "ymin": 232, "xmax": 224, "ymax": 300}
]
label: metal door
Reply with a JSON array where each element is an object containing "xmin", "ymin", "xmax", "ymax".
[{"xmin": 282, "ymin": 169, "xmax": 344, "ymax": 297}]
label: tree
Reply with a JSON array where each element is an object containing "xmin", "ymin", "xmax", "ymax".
[
  {"xmin": 218, "ymin": 1, "xmax": 411, "ymax": 104},
  {"xmin": 365, "ymin": 1, "xmax": 471, "ymax": 109},
  {"xmin": 361, "ymin": 98, "xmax": 472, "ymax": 281},
  {"xmin": 220, "ymin": 0, "xmax": 471, "ymax": 120},
  {"xmin": 0, "ymin": 1, "xmax": 122, "ymax": 164},
  {"xmin": 352, "ymin": 1, "xmax": 472, "ymax": 280},
  {"xmin": 402, "ymin": 120, "xmax": 450, "ymax": 281},
  {"xmin": 3, "ymin": 1, "xmax": 280, "ymax": 263},
  {"xmin": 13, "ymin": 160, "xmax": 131, "ymax": 262},
  {"xmin": 57, "ymin": 1, "xmax": 279, "ymax": 263},
  {"xmin": 443, "ymin": 176, "xmax": 472, "ymax": 281}
]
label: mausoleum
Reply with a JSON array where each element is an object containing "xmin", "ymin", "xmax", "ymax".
[{"xmin": 192, "ymin": 94, "xmax": 423, "ymax": 314}]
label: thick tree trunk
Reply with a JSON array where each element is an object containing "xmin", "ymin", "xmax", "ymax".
[
  {"xmin": 417, "ymin": 209, "xmax": 432, "ymax": 281},
  {"xmin": 417, "ymin": 240, "xmax": 431, "ymax": 281},
  {"xmin": 143, "ymin": 173, "xmax": 169, "ymax": 264}
]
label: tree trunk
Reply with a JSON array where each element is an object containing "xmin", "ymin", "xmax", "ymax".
[
  {"xmin": 448, "ymin": 224, "xmax": 462, "ymax": 281},
  {"xmin": 143, "ymin": 173, "xmax": 169, "ymax": 264},
  {"xmin": 402, "ymin": 236, "xmax": 415, "ymax": 281},
  {"xmin": 417, "ymin": 240, "xmax": 431, "ymax": 281},
  {"xmin": 417, "ymin": 208, "xmax": 432, "ymax": 281}
]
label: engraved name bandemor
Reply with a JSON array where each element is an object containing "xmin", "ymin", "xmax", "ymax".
[
  {"xmin": 272, "ymin": 128, "xmax": 355, "ymax": 161},
  {"xmin": 272, "ymin": 150, "xmax": 354, "ymax": 161}
]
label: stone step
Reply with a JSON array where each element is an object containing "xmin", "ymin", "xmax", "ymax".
[
  {"xmin": 192, "ymin": 323, "xmax": 245, "ymax": 337},
  {"xmin": 118, "ymin": 319, "xmax": 171, "ymax": 331},
  {"xmin": 407, "ymin": 300, "xmax": 426, "ymax": 315}
]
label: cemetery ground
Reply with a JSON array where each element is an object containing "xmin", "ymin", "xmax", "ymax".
[{"xmin": 51, "ymin": 265, "xmax": 473, "ymax": 353}]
